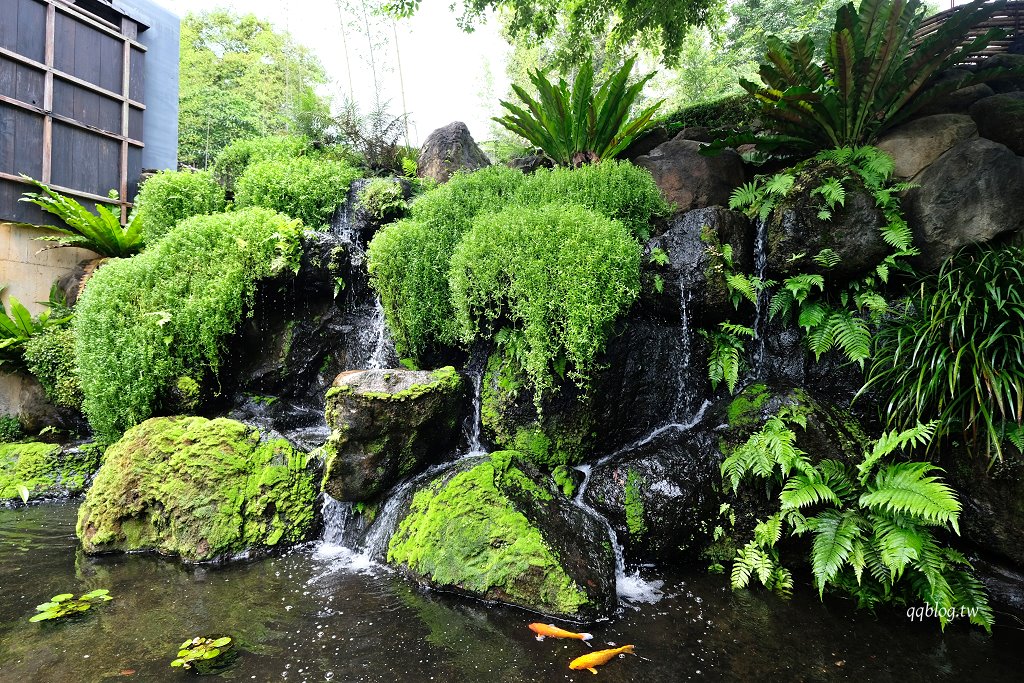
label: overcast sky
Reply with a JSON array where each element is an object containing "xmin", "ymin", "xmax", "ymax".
[{"xmin": 153, "ymin": 0, "xmax": 512, "ymax": 146}]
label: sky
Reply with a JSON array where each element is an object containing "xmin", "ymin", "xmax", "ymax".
[{"xmin": 153, "ymin": 0, "xmax": 513, "ymax": 146}]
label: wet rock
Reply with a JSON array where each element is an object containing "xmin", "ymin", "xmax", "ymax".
[
  {"xmin": 969, "ymin": 92, "xmax": 1024, "ymax": 155},
  {"xmin": 876, "ymin": 114, "xmax": 978, "ymax": 179},
  {"xmin": 417, "ymin": 122, "xmax": 491, "ymax": 184},
  {"xmin": 322, "ymin": 367, "xmax": 464, "ymax": 502},
  {"xmin": 16, "ymin": 374, "xmax": 87, "ymax": 435},
  {"xmin": 906, "ymin": 137, "xmax": 1024, "ymax": 272},
  {"xmin": 620, "ymin": 125, "xmax": 669, "ymax": 160},
  {"xmin": 349, "ymin": 177, "xmax": 414, "ymax": 232},
  {"xmin": 76, "ymin": 416, "xmax": 318, "ymax": 562},
  {"xmin": 387, "ymin": 453, "xmax": 616, "ymax": 619},
  {"xmin": 505, "ymin": 154, "xmax": 551, "ymax": 174},
  {"xmin": 983, "ymin": 53, "xmax": 1024, "ymax": 93},
  {"xmin": 915, "ymin": 70, "xmax": 995, "ymax": 116},
  {"xmin": 634, "ymin": 135, "xmax": 745, "ymax": 212},
  {"xmin": 640, "ymin": 206, "xmax": 753, "ymax": 325},
  {"xmin": 584, "ymin": 428, "xmax": 722, "ymax": 563},
  {"xmin": 974, "ymin": 557, "xmax": 1024, "ymax": 617},
  {"xmin": 0, "ymin": 441, "xmax": 99, "ymax": 503}
]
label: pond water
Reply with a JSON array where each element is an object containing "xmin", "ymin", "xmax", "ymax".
[{"xmin": 1, "ymin": 502, "xmax": 1021, "ymax": 682}]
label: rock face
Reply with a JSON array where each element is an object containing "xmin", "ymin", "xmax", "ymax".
[
  {"xmin": 634, "ymin": 136, "xmax": 745, "ymax": 212},
  {"xmin": 641, "ymin": 206, "xmax": 753, "ymax": 324},
  {"xmin": 916, "ymin": 82, "xmax": 995, "ymax": 116},
  {"xmin": 16, "ymin": 375, "xmax": 87, "ymax": 435},
  {"xmin": 944, "ymin": 448, "xmax": 1024, "ymax": 567},
  {"xmin": 969, "ymin": 92, "xmax": 1024, "ymax": 155},
  {"xmin": 387, "ymin": 453, "xmax": 616, "ymax": 618},
  {"xmin": 876, "ymin": 114, "xmax": 978, "ymax": 179},
  {"xmin": 0, "ymin": 441, "xmax": 99, "ymax": 502},
  {"xmin": 906, "ymin": 137, "xmax": 1024, "ymax": 272},
  {"xmin": 76, "ymin": 416, "xmax": 318, "ymax": 562},
  {"xmin": 417, "ymin": 122, "xmax": 491, "ymax": 184},
  {"xmin": 322, "ymin": 367, "xmax": 464, "ymax": 502}
]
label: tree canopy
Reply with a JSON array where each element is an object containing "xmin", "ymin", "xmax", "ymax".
[{"xmin": 178, "ymin": 10, "xmax": 333, "ymax": 168}]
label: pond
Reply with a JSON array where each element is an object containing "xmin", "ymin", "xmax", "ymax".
[{"xmin": 1, "ymin": 502, "xmax": 1021, "ymax": 682}]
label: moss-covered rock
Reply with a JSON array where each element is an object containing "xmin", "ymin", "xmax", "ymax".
[
  {"xmin": 480, "ymin": 349, "xmax": 593, "ymax": 470},
  {"xmin": 387, "ymin": 453, "xmax": 616, "ymax": 618},
  {"xmin": 0, "ymin": 441, "xmax": 100, "ymax": 502},
  {"xmin": 76, "ymin": 416, "xmax": 317, "ymax": 562},
  {"xmin": 323, "ymin": 367, "xmax": 464, "ymax": 502}
]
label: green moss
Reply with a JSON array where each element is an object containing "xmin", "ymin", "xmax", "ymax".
[
  {"xmin": 76, "ymin": 416, "xmax": 316, "ymax": 561},
  {"xmin": 174, "ymin": 376, "xmax": 201, "ymax": 412},
  {"xmin": 0, "ymin": 442, "xmax": 99, "ymax": 500},
  {"xmin": 490, "ymin": 452, "xmax": 553, "ymax": 503},
  {"xmin": 357, "ymin": 367, "xmax": 461, "ymax": 402},
  {"xmin": 727, "ymin": 383, "xmax": 771, "ymax": 429},
  {"xmin": 552, "ymin": 465, "xmax": 576, "ymax": 498},
  {"xmin": 624, "ymin": 468, "xmax": 647, "ymax": 538},
  {"xmin": 387, "ymin": 461, "xmax": 588, "ymax": 616}
]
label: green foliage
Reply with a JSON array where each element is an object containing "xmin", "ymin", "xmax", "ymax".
[
  {"xmin": 30, "ymin": 589, "xmax": 112, "ymax": 622},
  {"xmin": 703, "ymin": 322, "xmax": 755, "ymax": 394},
  {"xmin": 624, "ymin": 469, "xmax": 647, "ymax": 537},
  {"xmin": 171, "ymin": 636, "xmax": 233, "ymax": 669},
  {"xmin": 19, "ymin": 177, "xmax": 142, "ymax": 257},
  {"xmin": 450, "ymin": 204, "xmax": 640, "ymax": 401},
  {"xmin": 724, "ymin": 415, "xmax": 993, "ymax": 631},
  {"xmin": 212, "ymin": 135, "xmax": 312, "ymax": 192},
  {"xmin": 23, "ymin": 326, "xmax": 82, "ymax": 410},
  {"xmin": 863, "ymin": 245, "xmax": 1024, "ymax": 464},
  {"xmin": 234, "ymin": 156, "xmax": 362, "ymax": 229},
  {"xmin": 74, "ymin": 208, "xmax": 303, "ymax": 441},
  {"xmin": 663, "ymin": 94, "xmax": 759, "ymax": 134},
  {"xmin": 133, "ymin": 170, "xmax": 226, "ymax": 246},
  {"xmin": 495, "ymin": 56, "xmax": 662, "ymax": 167},
  {"xmin": 358, "ymin": 178, "xmax": 407, "ymax": 220},
  {"xmin": 368, "ymin": 161, "xmax": 665, "ymax": 360},
  {"xmin": 720, "ymin": 0, "xmax": 1017, "ymax": 154},
  {"xmin": 0, "ymin": 415, "xmax": 21, "ymax": 443},
  {"xmin": 0, "ymin": 286, "xmax": 70, "ymax": 372}
]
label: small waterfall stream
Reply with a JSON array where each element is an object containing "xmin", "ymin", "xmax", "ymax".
[{"xmin": 751, "ymin": 217, "xmax": 770, "ymax": 373}]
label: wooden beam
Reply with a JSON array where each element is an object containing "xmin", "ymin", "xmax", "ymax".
[
  {"xmin": 0, "ymin": 170, "xmax": 122, "ymax": 206},
  {"xmin": 51, "ymin": 0, "xmax": 147, "ymax": 51},
  {"xmin": 42, "ymin": 2, "xmax": 55, "ymax": 184},
  {"xmin": 0, "ymin": 46, "xmax": 146, "ymax": 110},
  {"xmin": 119, "ymin": 35, "xmax": 130, "ymax": 222},
  {"xmin": 0, "ymin": 93, "xmax": 145, "ymax": 147}
]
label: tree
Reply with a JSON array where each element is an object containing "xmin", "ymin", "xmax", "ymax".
[
  {"xmin": 385, "ymin": 0, "xmax": 725, "ymax": 65},
  {"xmin": 178, "ymin": 11, "xmax": 333, "ymax": 168}
]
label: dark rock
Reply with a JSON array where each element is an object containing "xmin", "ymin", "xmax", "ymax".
[
  {"xmin": 916, "ymin": 70, "xmax": 995, "ymax": 116},
  {"xmin": 906, "ymin": 137, "xmax": 1024, "ymax": 272},
  {"xmin": 766, "ymin": 179, "xmax": 888, "ymax": 280},
  {"xmin": 620, "ymin": 125, "xmax": 670, "ymax": 160},
  {"xmin": 387, "ymin": 454, "xmax": 617, "ymax": 619},
  {"xmin": 17, "ymin": 375, "xmax": 86, "ymax": 435},
  {"xmin": 676, "ymin": 126, "xmax": 713, "ymax": 142},
  {"xmin": 974, "ymin": 557, "xmax": 1024, "ymax": 617},
  {"xmin": 876, "ymin": 114, "xmax": 978, "ymax": 179},
  {"xmin": 640, "ymin": 206, "xmax": 753, "ymax": 325},
  {"xmin": 634, "ymin": 135, "xmax": 746, "ymax": 212},
  {"xmin": 349, "ymin": 177, "xmax": 414, "ymax": 232},
  {"xmin": 982, "ymin": 53, "xmax": 1024, "ymax": 93},
  {"xmin": 322, "ymin": 367, "xmax": 464, "ymax": 502},
  {"xmin": 969, "ymin": 92, "xmax": 1024, "ymax": 155},
  {"xmin": 505, "ymin": 154, "xmax": 551, "ymax": 174},
  {"xmin": 417, "ymin": 122, "xmax": 491, "ymax": 184}
]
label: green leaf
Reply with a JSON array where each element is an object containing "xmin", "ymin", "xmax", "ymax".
[{"xmin": 17, "ymin": 484, "xmax": 30, "ymax": 503}]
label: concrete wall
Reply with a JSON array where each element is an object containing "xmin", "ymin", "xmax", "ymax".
[{"xmin": 127, "ymin": 0, "xmax": 181, "ymax": 171}]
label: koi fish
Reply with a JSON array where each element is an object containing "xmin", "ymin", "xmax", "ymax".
[
  {"xmin": 528, "ymin": 622, "xmax": 593, "ymax": 644},
  {"xmin": 569, "ymin": 644, "xmax": 635, "ymax": 674}
]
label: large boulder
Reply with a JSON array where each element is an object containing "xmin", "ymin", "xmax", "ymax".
[
  {"xmin": 905, "ymin": 137, "xmax": 1024, "ymax": 272},
  {"xmin": 417, "ymin": 122, "xmax": 491, "ymax": 184},
  {"xmin": 982, "ymin": 53, "xmax": 1024, "ymax": 94},
  {"xmin": 969, "ymin": 92, "xmax": 1024, "ymax": 155},
  {"xmin": 76, "ymin": 416, "xmax": 318, "ymax": 562},
  {"xmin": 641, "ymin": 206, "xmax": 753, "ymax": 324},
  {"xmin": 1, "ymin": 441, "xmax": 99, "ymax": 503},
  {"xmin": 634, "ymin": 136, "xmax": 745, "ymax": 212},
  {"xmin": 915, "ymin": 69, "xmax": 995, "ymax": 116},
  {"xmin": 876, "ymin": 114, "xmax": 978, "ymax": 179},
  {"xmin": 16, "ymin": 374, "xmax": 86, "ymax": 435},
  {"xmin": 322, "ymin": 367, "xmax": 464, "ymax": 502},
  {"xmin": 387, "ymin": 453, "xmax": 616, "ymax": 618}
]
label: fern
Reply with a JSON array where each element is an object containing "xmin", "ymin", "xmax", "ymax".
[
  {"xmin": 860, "ymin": 462, "xmax": 961, "ymax": 532},
  {"xmin": 703, "ymin": 322, "xmax": 754, "ymax": 394},
  {"xmin": 812, "ymin": 177, "xmax": 846, "ymax": 210},
  {"xmin": 813, "ymin": 248, "xmax": 841, "ymax": 269},
  {"xmin": 807, "ymin": 508, "xmax": 863, "ymax": 596}
]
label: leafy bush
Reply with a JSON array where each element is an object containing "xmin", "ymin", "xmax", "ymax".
[
  {"xmin": 134, "ymin": 170, "xmax": 226, "ymax": 245},
  {"xmin": 715, "ymin": 0, "xmax": 1018, "ymax": 155},
  {"xmin": 368, "ymin": 162, "xmax": 665, "ymax": 361},
  {"xmin": 358, "ymin": 178, "xmax": 407, "ymax": 221},
  {"xmin": 19, "ymin": 178, "xmax": 142, "ymax": 257},
  {"xmin": 863, "ymin": 245, "xmax": 1024, "ymax": 464},
  {"xmin": 494, "ymin": 56, "xmax": 662, "ymax": 167},
  {"xmin": 450, "ymin": 204, "xmax": 640, "ymax": 400},
  {"xmin": 0, "ymin": 415, "xmax": 21, "ymax": 443},
  {"xmin": 23, "ymin": 326, "xmax": 82, "ymax": 410},
  {"xmin": 74, "ymin": 208, "xmax": 303, "ymax": 441},
  {"xmin": 334, "ymin": 99, "xmax": 409, "ymax": 174},
  {"xmin": 234, "ymin": 156, "xmax": 362, "ymax": 229},
  {"xmin": 212, "ymin": 135, "xmax": 311, "ymax": 192},
  {"xmin": 1, "ymin": 286, "xmax": 70, "ymax": 372},
  {"xmin": 662, "ymin": 93, "xmax": 759, "ymax": 134},
  {"xmin": 724, "ymin": 413, "xmax": 993, "ymax": 631}
]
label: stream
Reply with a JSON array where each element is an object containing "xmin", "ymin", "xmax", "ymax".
[{"xmin": 1, "ymin": 502, "xmax": 1022, "ymax": 682}]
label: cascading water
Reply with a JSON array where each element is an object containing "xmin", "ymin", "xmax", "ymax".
[
  {"xmin": 751, "ymin": 217, "xmax": 770, "ymax": 374},
  {"xmin": 671, "ymin": 284, "xmax": 697, "ymax": 421},
  {"xmin": 460, "ymin": 343, "xmax": 489, "ymax": 456}
]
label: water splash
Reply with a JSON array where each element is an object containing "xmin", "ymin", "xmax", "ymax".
[
  {"xmin": 460, "ymin": 344, "xmax": 489, "ymax": 456},
  {"xmin": 751, "ymin": 217, "xmax": 770, "ymax": 374},
  {"xmin": 671, "ymin": 284, "xmax": 697, "ymax": 421}
]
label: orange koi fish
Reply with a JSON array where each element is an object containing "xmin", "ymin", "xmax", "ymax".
[
  {"xmin": 569, "ymin": 644, "xmax": 635, "ymax": 674},
  {"xmin": 528, "ymin": 622, "xmax": 593, "ymax": 644}
]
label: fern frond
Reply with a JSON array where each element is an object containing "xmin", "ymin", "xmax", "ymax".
[
  {"xmin": 808, "ymin": 508, "xmax": 862, "ymax": 596},
  {"xmin": 861, "ymin": 461, "xmax": 960, "ymax": 531}
]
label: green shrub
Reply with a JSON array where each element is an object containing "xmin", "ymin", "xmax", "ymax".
[
  {"xmin": 234, "ymin": 156, "xmax": 362, "ymax": 229},
  {"xmin": 134, "ymin": 170, "xmax": 226, "ymax": 245},
  {"xmin": 358, "ymin": 178, "xmax": 407, "ymax": 220},
  {"xmin": 449, "ymin": 204, "xmax": 640, "ymax": 400},
  {"xmin": 0, "ymin": 415, "xmax": 21, "ymax": 443},
  {"xmin": 1, "ymin": 285, "xmax": 70, "ymax": 372},
  {"xmin": 23, "ymin": 325, "xmax": 82, "ymax": 410},
  {"xmin": 662, "ymin": 94, "xmax": 758, "ymax": 134},
  {"xmin": 74, "ymin": 208, "xmax": 303, "ymax": 442},
  {"xmin": 368, "ymin": 162, "xmax": 665, "ymax": 361},
  {"xmin": 862, "ymin": 245, "xmax": 1024, "ymax": 464},
  {"xmin": 212, "ymin": 135, "xmax": 311, "ymax": 192}
]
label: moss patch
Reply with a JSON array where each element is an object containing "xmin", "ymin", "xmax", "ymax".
[
  {"xmin": 624, "ymin": 468, "xmax": 647, "ymax": 539},
  {"xmin": 0, "ymin": 442, "xmax": 100, "ymax": 501},
  {"xmin": 387, "ymin": 460, "xmax": 589, "ymax": 616},
  {"xmin": 727, "ymin": 383, "xmax": 771, "ymax": 429},
  {"xmin": 76, "ymin": 416, "xmax": 317, "ymax": 562}
]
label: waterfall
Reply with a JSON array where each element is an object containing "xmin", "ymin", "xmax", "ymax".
[
  {"xmin": 751, "ymin": 217, "xmax": 770, "ymax": 374},
  {"xmin": 320, "ymin": 495, "xmax": 356, "ymax": 546},
  {"xmin": 460, "ymin": 343, "xmax": 489, "ymax": 456},
  {"xmin": 671, "ymin": 284, "xmax": 696, "ymax": 421}
]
